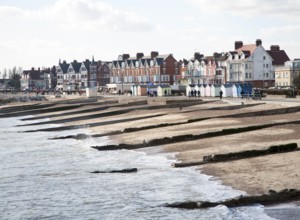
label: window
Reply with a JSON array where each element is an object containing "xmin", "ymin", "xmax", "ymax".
[
  {"xmin": 266, "ymin": 72, "xmax": 269, "ymax": 78},
  {"xmin": 245, "ymin": 73, "xmax": 248, "ymax": 79},
  {"xmin": 230, "ymin": 73, "xmax": 233, "ymax": 79},
  {"xmin": 266, "ymin": 64, "xmax": 269, "ymax": 68},
  {"xmin": 230, "ymin": 64, "xmax": 232, "ymax": 70},
  {"xmin": 249, "ymin": 73, "xmax": 252, "ymax": 78},
  {"xmin": 263, "ymin": 56, "xmax": 266, "ymax": 60},
  {"xmin": 245, "ymin": 64, "xmax": 248, "ymax": 69}
]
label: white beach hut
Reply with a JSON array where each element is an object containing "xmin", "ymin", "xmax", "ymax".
[
  {"xmin": 186, "ymin": 84, "xmax": 196, "ymax": 97},
  {"xmin": 232, "ymin": 84, "xmax": 238, "ymax": 98},
  {"xmin": 211, "ymin": 84, "xmax": 221, "ymax": 97},
  {"xmin": 200, "ymin": 84, "xmax": 207, "ymax": 97},
  {"xmin": 221, "ymin": 84, "xmax": 233, "ymax": 97},
  {"xmin": 195, "ymin": 84, "xmax": 201, "ymax": 96},
  {"xmin": 205, "ymin": 84, "xmax": 211, "ymax": 97}
]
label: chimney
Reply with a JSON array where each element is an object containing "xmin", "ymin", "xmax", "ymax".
[
  {"xmin": 235, "ymin": 41, "xmax": 243, "ymax": 50},
  {"xmin": 270, "ymin": 45, "xmax": 280, "ymax": 51},
  {"xmin": 213, "ymin": 52, "xmax": 221, "ymax": 58},
  {"xmin": 136, "ymin": 53, "xmax": 144, "ymax": 60},
  {"xmin": 256, "ymin": 39, "xmax": 262, "ymax": 46},
  {"xmin": 122, "ymin": 54, "xmax": 130, "ymax": 60},
  {"xmin": 194, "ymin": 52, "xmax": 203, "ymax": 60},
  {"xmin": 151, "ymin": 51, "xmax": 159, "ymax": 59}
]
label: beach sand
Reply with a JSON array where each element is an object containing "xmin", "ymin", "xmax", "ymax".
[{"xmin": 2, "ymin": 94, "xmax": 300, "ymax": 198}]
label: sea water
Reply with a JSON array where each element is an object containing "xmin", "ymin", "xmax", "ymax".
[{"xmin": 0, "ymin": 116, "xmax": 277, "ymax": 219}]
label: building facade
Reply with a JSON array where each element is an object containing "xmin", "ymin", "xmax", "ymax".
[
  {"xmin": 56, "ymin": 58, "xmax": 111, "ymax": 91},
  {"xmin": 227, "ymin": 39, "xmax": 290, "ymax": 88},
  {"xmin": 21, "ymin": 67, "xmax": 56, "ymax": 91},
  {"xmin": 275, "ymin": 59, "xmax": 300, "ymax": 87},
  {"xmin": 110, "ymin": 52, "xmax": 180, "ymax": 86}
]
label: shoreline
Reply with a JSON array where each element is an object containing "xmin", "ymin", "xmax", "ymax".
[{"xmin": 2, "ymin": 94, "xmax": 300, "ymax": 207}]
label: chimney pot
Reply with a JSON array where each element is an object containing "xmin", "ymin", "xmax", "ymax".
[
  {"xmin": 270, "ymin": 45, "xmax": 280, "ymax": 51},
  {"xmin": 256, "ymin": 39, "xmax": 262, "ymax": 46},
  {"xmin": 151, "ymin": 51, "xmax": 159, "ymax": 59}
]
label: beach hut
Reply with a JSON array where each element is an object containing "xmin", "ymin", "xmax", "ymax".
[
  {"xmin": 147, "ymin": 85, "xmax": 158, "ymax": 96},
  {"xmin": 186, "ymin": 84, "xmax": 195, "ymax": 97},
  {"xmin": 158, "ymin": 85, "xmax": 171, "ymax": 96},
  {"xmin": 221, "ymin": 84, "xmax": 233, "ymax": 97},
  {"xmin": 137, "ymin": 85, "xmax": 148, "ymax": 96},
  {"xmin": 200, "ymin": 84, "xmax": 207, "ymax": 97},
  {"xmin": 130, "ymin": 85, "xmax": 138, "ymax": 96},
  {"xmin": 205, "ymin": 84, "xmax": 211, "ymax": 97},
  {"xmin": 171, "ymin": 85, "xmax": 186, "ymax": 96},
  {"xmin": 245, "ymin": 83, "xmax": 253, "ymax": 95},
  {"xmin": 236, "ymin": 84, "xmax": 242, "ymax": 97},
  {"xmin": 232, "ymin": 84, "xmax": 239, "ymax": 98},
  {"xmin": 195, "ymin": 84, "xmax": 201, "ymax": 96},
  {"xmin": 211, "ymin": 84, "xmax": 221, "ymax": 97}
]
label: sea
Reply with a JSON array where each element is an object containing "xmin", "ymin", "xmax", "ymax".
[{"xmin": 0, "ymin": 115, "xmax": 298, "ymax": 219}]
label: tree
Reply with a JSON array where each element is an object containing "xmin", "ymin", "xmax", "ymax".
[
  {"xmin": 293, "ymin": 73, "xmax": 300, "ymax": 89},
  {"xmin": 10, "ymin": 66, "xmax": 21, "ymax": 90},
  {"xmin": 3, "ymin": 68, "xmax": 7, "ymax": 79}
]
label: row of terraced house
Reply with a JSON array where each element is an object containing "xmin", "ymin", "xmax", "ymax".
[{"xmin": 20, "ymin": 39, "xmax": 300, "ymax": 92}]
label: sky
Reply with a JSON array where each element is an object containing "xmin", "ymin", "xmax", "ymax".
[{"xmin": 1, "ymin": 0, "xmax": 300, "ymax": 72}]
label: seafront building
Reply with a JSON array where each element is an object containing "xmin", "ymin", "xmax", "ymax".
[
  {"xmin": 275, "ymin": 59, "xmax": 300, "ymax": 87},
  {"xmin": 19, "ymin": 38, "xmax": 293, "ymax": 93},
  {"xmin": 21, "ymin": 67, "xmax": 56, "ymax": 91},
  {"xmin": 55, "ymin": 58, "xmax": 111, "ymax": 92},
  {"xmin": 110, "ymin": 52, "xmax": 181, "ymax": 86},
  {"xmin": 180, "ymin": 39, "xmax": 290, "ymax": 89}
]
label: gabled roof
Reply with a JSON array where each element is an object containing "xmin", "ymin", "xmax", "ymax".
[
  {"xmin": 266, "ymin": 50, "xmax": 290, "ymax": 65},
  {"xmin": 241, "ymin": 50, "xmax": 251, "ymax": 58},
  {"xmin": 156, "ymin": 57, "xmax": 164, "ymax": 66},
  {"xmin": 71, "ymin": 61, "xmax": 82, "ymax": 73},
  {"xmin": 236, "ymin": 44, "xmax": 257, "ymax": 55},
  {"xmin": 59, "ymin": 62, "xmax": 69, "ymax": 73}
]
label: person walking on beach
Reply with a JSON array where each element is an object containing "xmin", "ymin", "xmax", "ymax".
[{"xmin": 219, "ymin": 90, "xmax": 223, "ymax": 99}]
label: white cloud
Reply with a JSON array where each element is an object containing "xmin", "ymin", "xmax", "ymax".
[
  {"xmin": 0, "ymin": 0, "xmax": 155, "ymax": 31},
  {"xmin": 188, "ymin": 0, "xmax": 300, "ymax": 19}
]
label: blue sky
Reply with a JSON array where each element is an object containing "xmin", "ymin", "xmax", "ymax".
[{"xmin": 1, "ymin": 0, "xmax": 300, "ymax": 71}]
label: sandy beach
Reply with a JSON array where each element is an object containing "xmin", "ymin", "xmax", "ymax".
[{"xmin": 1, "ymin": 94, "xmax": 300, "ymax": 200}]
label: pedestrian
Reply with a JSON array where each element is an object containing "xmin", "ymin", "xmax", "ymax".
[
  {"xmin": 164, "ymin": 89, "xmax": 167, "ymax": 96},
  {"xmin": 194, "ymin": 90, "xmax": 196, "ymax": 98},
  {"xmin": 191, "ymin": 90, "xmax": 194, "ymax": 97},
  {"xmin": 118, "ymin": 89, "xmax": 121, "ymax": 95},
  {"xmin": 219, "ymin": 90, "xmax": 223, "ymax": 99},
  {"xmin": 198, "ymin": 90, "xmax": 200, "ymax": 97},
  {"xmin": 188, "ymin": 91, "xmax": 191, "ymax": 98}
]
